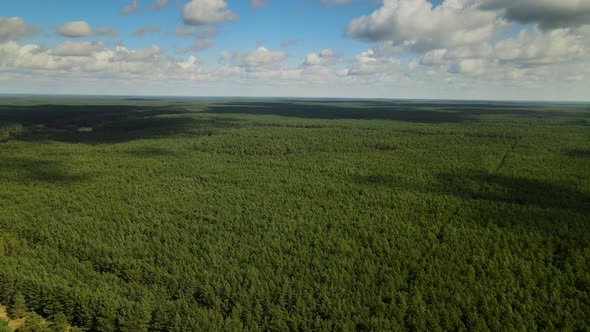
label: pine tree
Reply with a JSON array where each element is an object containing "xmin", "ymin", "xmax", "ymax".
[
  {"xmin": 48, "ymin": 312, "xmax": 69, "ymax": 332},
  {"xmin": 8, "ymin": 293, "xmax": 27, "ymax": 319},
  {"xmin": 17, "ymin": 312, "xmax": 48, "ymax": 332}
]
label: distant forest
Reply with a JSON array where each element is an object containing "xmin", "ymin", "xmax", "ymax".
[{"xmin": 0, "ymin": 98, "xmax": 588, "ymax": 331}]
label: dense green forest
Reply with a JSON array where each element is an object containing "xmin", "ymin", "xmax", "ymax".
[{"xmin": 0, "ymin": 97, "xmax": 588, "ymax": 331}]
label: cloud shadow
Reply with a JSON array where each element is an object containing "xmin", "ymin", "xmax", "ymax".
[
  {"xmin": 0, "ymin": 103, "xmax": 237, "ymax": 144},
  {"xmin": 353, "ymin": 172, "xmax": 589, "ymax": 214},
  {"xmin": 202, "ymin": 100, "xmax": 589, "ymax": 124}
]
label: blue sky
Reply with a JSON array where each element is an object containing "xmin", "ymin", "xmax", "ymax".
[
  {"xmin": 1, "ymin": 0, "xmax": 589, "ymax": 100},
  {"xmin": 2, "ymin": 0, "xmax": 377, "ymax": 65}
]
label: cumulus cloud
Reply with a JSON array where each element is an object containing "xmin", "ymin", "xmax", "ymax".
[
  {"xmin": 480, "ymin": 0, "xmax": 590, "ymax": 29},
  {"xmin": 200, "ymin": 27, "xmax": 219, "ymax": 37},
  {"xmin": 347, "ymin": 47, "xmax": 401, "ymax": 76},
  {"xmin": 133, "ymin": 25, "xmax": 162, "ymax": 37},
  {"xmin": 177, "ymin": 38, "xmax": 215, "ymax": 53},
  {"xmin": 343, "ymin": 0, "xmax": 590, "ymax": 85},
  {"xmin": 95, "ymin": 27, "xmax": 119, "ymax": 37},
  {"xmin": 494, "ymin": 28, "xmax": 588, "ymax": 66},
  {"xmin": 0, "ymin": 42, "xmax": 71, "ymax": 72},
  {"xmin": 182, "ymin": 0, "xmax": 238, "ymax": 26},
  {"xmin": 0, "ymin": 40, "xmax": 203, "ymax": 80},
  {"xmin": 113, "ymin": 45, "xmax": 168, "ymax": 63},
  {"xmin": 420, "ymin": 45, "xmax": 493, "ymax": 67},
  {"xmin": 178, "ymin": 55, "xmax": 200, "ymax": 69},
  {"xmin": 418, "ymin": 27, "xmax": 589, "ymax": 69},
  {"xmin": 151, "ymin": 0, "xmax": 169, "ymax": 10},
  {"xmin": 285, "ymin": 49, "xmax": 349, "ymax": 83},
  {"xmin": 1, "ymin": 35, "xmax": 588, "ymax": 99},
  {"xmin": 421, "ymin": 49, "xmax": 450, "ymax": 66},
  {"xmin": 346, "ymin": 0, "xmax": 496, "ymax": 52},
  {"xmin": 0, "ymin": 17, "xmax": 38, "ymax": 43},
  {"xmin": 174, "ymin": 27, "xmax": 196, "ymax": 37},
  {"xmin": 121, "ymin": 0, "xmax": 139, "ymax": 15},
  {"xmin": 176, "ymin": 27, "xmax": 218, "ymax": 52},
  {"xmin": 303, "ymin": 49, "xmax": 339, "ymax": 66},
  {"xmin": 220, "ymin": 46, "xmax": 287, "ymax": 70},
  {"xmin": 56, "ymin": 21, "xmax": 94, "ymax": 38},
  {"xmin": 56, "ymin": 21, "xmax": 118, "ymax": 38},
  {"xmin": 50, "ymin": 41, "xmax": 105, "ymax": 57},
  {"xmin": 448, "ymin": 58, "xmax": 487, "ymax": 75}
]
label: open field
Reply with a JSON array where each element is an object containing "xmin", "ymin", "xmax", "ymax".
[{"xmin": 0, "ymin": 97, "xmax": 589, "ymax": 331}]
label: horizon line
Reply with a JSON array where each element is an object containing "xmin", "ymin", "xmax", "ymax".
[{"xmin": 0, "ymin": 93, "xmax": 589, "ymax": 104}]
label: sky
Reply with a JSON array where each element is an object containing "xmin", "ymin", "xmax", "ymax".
[{"xmin": 1, "ymin": 0, "xmax": 590, "ymax": 100}]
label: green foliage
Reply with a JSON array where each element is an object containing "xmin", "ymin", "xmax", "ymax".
[
  {"xmin": 8, "ymin": 294, "xmax": 26, "ymax": 320},
  {"xmin": 0, "ymin": 123, "xmax": 24, "ymax": 143},
  {"xmin": 0, "ymin": 319, "xmax": 13, "ymax": 332},
  {"xmin": 0, "ymin": 232, "xmax": 23, "ymax": 258},
  {"xmin": 16, "ymin": 312, "xmax": 48, "ymax": 332},
  {"xmin": 0, "ymin": 98, "xmax": 589, "ymax": 330},
  {"xmin": 47, "ymin": 312, "xmax": 68, "ymax": 332}
]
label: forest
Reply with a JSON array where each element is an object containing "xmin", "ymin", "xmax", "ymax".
[{"xmin": 0, "ymin": 97, "xmax": 588, "ymax": 331}]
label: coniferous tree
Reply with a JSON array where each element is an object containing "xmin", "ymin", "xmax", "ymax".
[
  {"xmin": 8, "ymin": 293, "xmax": 27, "ymax": 319},
  {"xmin": 48, "ymin": 312, "xmax": 68, "ymax": 332},
  {"xmin": 16, "ymin": 312, "xmax": 48, "ymax": 332}
]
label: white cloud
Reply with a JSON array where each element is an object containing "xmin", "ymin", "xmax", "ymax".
[
  {"xmin": 413, "ymin": 27, "xmax": 590, "ymax": 82},
  {"xmin": 343, "ymin": 0, "xmax": 590, "ymax": 87},
  {"xmin": 0, "ymin": 42, "xmax": 70, "ymax": 71},
  {"xmin": 175, "ymin": 27, "xmax": 196, "ymax": 37},
  {"xmin": 303, "ymin": 49, "xmax": 338, "ymax": 66},
  {"xmin": 197, "ymin": 27, "xmax": 219, "ymax": 38},
  {"xmin": 408, "ymin": 58, "xmax": 419, "ymax": 70},
  {"xmin": 50, "ymin": 41, "xmax": 105, "ymax": 57},
  {"xmin": 178, "ymin": 55, "xmax": 200, "ymax": 69},
  {"xmin": 421, "ymin": 49, "xmax": 449, "ymax": 66},
  {"xmin": 95, "ymin": 27, "xmax": 119, "ymax": 37},
  {"xmin": 176, "ymin": 27, "xmax": 218, "ymax": 53},
  {"xmin": 1, "ymin": 37, "xmax": 588, "ymax": 100},
  {"xmin": 418, "ymin": 27, "xmax": 589, "ymax": 68},
  {"xmin": 0, "ymin": 40, "xmax": 203, "ymax": 81},
  {"xmin": 0, "ymin": 17, "xmax": 38, "ymax": 43},
  {"xmin": 347, "ymin": 47, "xmax": 401, "ymax": 76},
  {"xmin": 114, "ymin": 45, "xmax": 168, "ymax": 63},
  {"xmin": 221, "ymin": 46, "xmax": 287, "ymax": 70},
  {"xmin": 494, "ymin": 28, "xmax": 588, "ymax": 66},
  {"xmin": 446, "ymin": 44, "xmax": 494, "ymax": 60},
  {"xmin": 448, "ymin": 58, "xmax": 486, "ymax": 75},
  {"xmin": 182, "ymin": 0, "xmax": 238, "ymax": 26},
  {"xmin": 121, "ymin": 0, "xmax": 139, "ymax": 15},
  {"xmin": 56, "ymin": 21, "xmax": 94, "ymax": 38},
  {"xmin": 133, "ymin": 25, "xmax": 162, "ymax": 37},
  {"xmin": 56, "ymin": 21, "xmax": 118, "ymax": 38},
  {"xmin": 177, "ymin": 37, "xmax": 215, "ymax": 53},
  {"xmin": 151, "ymin": 0, "xmax": 169, "ymax": 10},
  {"xmin": 346, "ymin": 0, "xmax": 497, "ymax": 52}
]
